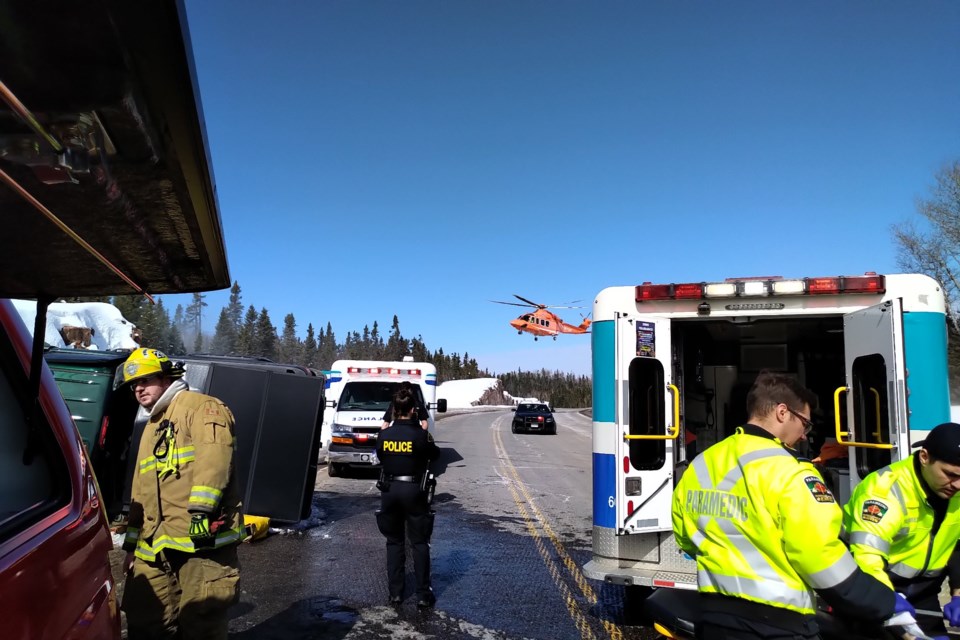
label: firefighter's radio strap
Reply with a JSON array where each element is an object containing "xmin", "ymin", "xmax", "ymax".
[{"xmin": 153, "ymin": 419, "xmax": 180, "ymax": 479}]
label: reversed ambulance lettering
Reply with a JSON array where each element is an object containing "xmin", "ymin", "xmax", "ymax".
[
  {"xmin": 382, "ymin": 440, "xmax": 412, "ymax": 453},
  {"xmin": 686, "ymin": 489, "xmax": 748, "ymax": 522}
]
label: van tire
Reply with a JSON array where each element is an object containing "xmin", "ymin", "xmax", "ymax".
[{"xmin": 328, "ymin": 463, "xmax": 343, "ymax": 477}]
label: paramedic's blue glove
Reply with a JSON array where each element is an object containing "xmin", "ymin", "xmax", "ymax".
[
  {"xmin": 894, "ymin": 592, "xmax": 916, "ymax": 617},
  {"xmin": 943, "ymin": 595, "xmax": 960, "ymax": 626}
]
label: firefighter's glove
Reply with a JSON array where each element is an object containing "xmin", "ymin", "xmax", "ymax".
[
  {"xmin": 943, "ymin": 596, "xmax": 960, "ymax": 627},
  {"xmin": 189, "ymin": 513, "xmax": 212, "ymax": 540}
]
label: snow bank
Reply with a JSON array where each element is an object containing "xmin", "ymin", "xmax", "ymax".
[
  {"xmin": 436, "ymin": 378, "xmax": 545, "ymax": 408},
  {"xmin": 12, "ymin": 300, "xmax": 140, "ymax": 350}
]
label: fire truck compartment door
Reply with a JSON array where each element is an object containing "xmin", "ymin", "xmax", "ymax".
[
  {"xmin": 842, "ymin": 298, "xmax": 907, "ymax": 484},
  {"xmin": 616, "ymin": 314, "xmax": 675, "ymax": 534}
]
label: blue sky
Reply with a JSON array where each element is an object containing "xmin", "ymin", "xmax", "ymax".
[{"xmin": 167, "ymin": 0, "xmax": 960, "ymax": 376}]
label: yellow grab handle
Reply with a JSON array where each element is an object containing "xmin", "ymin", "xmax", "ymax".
[
  {"xmin": 834, "ymin": 387, "xmax": 848, "ymax": 440},
  {"xmin": 833, "ymin": 385, "xmax": 894, "ymax": 450},
  {"xmin": 624, "ymin": 383, "xmax": 681, "ymax": 441}
]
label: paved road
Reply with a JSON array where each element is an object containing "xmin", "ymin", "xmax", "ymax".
[{"xmin": 227, "ymin": 409, "xmax": 656, "ymax": 640}]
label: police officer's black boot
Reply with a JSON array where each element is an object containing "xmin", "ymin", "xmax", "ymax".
[{"xmin": 417, "ymin": 588, "xmax": 436, "ymax": 609}]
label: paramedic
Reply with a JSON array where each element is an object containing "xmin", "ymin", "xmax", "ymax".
[
  {"xmin": 843, "ymin": 421, "xmax": 960, "ymax": 636},
  {"xmin": 672, "ymin": 370, "xmax": 913, "ymax": 639},
  {"xmin": 120, "ymin": 348, "xmax": 244, "ymax": 640},
  {"xmin": 375, "ymin": 385, "xmax": 440, "ymax": 608},
  {"xmin": 381, "ymin": 381, "xmax": 429, "ymax": 429}
]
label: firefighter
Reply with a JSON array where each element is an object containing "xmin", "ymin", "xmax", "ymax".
[
  {"xmin": 842, "ymin": 421, "xmax": 960, "ymax": 637},
  {"xmin": 120, "ymin": 348, "xmax": 245, "ymax": 640},
  {"xmin": 672, "ymin": 371, "xmax": 915, "ymax": 639},
  {"xmin": 375, "ymin": 385, "xmax": 440, "ymax": 608}
]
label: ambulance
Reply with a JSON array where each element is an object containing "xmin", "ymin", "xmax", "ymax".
[
  {"xmin": 584, "ymin": 273, "xmax": 951, "ymax": 601},
  {"xmin": 322, "ymin": 359, "xmax": 446, "ymax": 476}
]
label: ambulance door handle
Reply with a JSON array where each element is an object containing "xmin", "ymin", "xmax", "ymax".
[
  {"xmin": 624, "ymin": 384, "xmax": 680, "ymax": 441},
  {"xmin": 833, "ymin": 386, "xmax": 894, "ymax": 450}
]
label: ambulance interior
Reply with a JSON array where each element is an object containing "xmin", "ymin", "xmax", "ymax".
[{"xmin": 629, "ymin": 315, "xmax": 894, "ymax": 498}]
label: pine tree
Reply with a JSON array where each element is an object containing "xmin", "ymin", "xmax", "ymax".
[
  {"xmin": 227, "ymin": 282, "xmax": 243, "ymax": 328},
  {"xmin": 184, "ymin": 293, "xmax": 208, "ymax": 348},
  {"xmin": 277, "ymin": 313, "xmax": 300, "ymax": 364},
  {"xmin": 210, "ymin": 309, "xmax": 236, "ymax": 354},
  {"xmin": 237, "ymin": 305, "xmax": 258, "ymax": 356},
  {"xmin": 318, "ymin": 322, "xmax": 337, "ymax": 368},
  {"xmin": 370, "ymin": 321, "xmax": 383, "ymax": 359},
  {"xmin": 303, "ymin": 323, "xmax": 318, "ymax": 368},
  {"xmin": 256, "ymin": 308, "xmax": 277, "ymax": 360},
  {"xmin": 384, "ymin": 315, "xmax": 407, "ymax": 360},
  {"xmin": 173, "ymin": 304, "xmax": 186, "ymax": 336}
]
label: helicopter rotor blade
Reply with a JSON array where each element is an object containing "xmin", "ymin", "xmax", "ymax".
[
  {"xmin": 490, "ymin": 300, "xmax": 534, "ymax": 308},
  {"xmin": 513, "ymin": 294, "xmax": 544, "ymax": 308}
]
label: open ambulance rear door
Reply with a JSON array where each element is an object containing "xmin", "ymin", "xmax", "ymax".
[
  {"xmin": 615, "ymin": 313, "xmax": 678, "ymax": 534},
  {"xmin": 840, "ymin": 299, "xmax": 906, "ymax": 488}
]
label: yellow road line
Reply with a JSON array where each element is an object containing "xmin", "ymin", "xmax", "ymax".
[{"xmin": 493, "ymin": 417, "xmax": 624, "ymax": 640}]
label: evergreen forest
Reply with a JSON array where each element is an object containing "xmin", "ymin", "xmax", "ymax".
[{"xmin": 80, "ymin": 282, "xmax": 592, "ymax": 408}]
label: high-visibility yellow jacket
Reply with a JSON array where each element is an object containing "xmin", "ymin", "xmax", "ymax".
[
  {"xmin": 843, "ymin": 455, "xmax": 960, "ymax": 595},
  {"xmin": 673, "ymin": 424, "xmax": 893, "ymax": 622},
  {"xmin": 124, "ymin": 388, "xmax": 245, "ymax": 561}
]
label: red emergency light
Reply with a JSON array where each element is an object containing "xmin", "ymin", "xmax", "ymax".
[{"xmin": 636, "ymin": 274, "xmax": 885, "ymax": 302}]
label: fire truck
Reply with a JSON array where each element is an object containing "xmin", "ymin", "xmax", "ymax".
[{"xmin": 584, "ymin": 273, "xmax": 950, "ymax": 601}]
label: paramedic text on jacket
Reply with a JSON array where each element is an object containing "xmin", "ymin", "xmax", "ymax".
[
  {"xmin": 843, "ymin": 421, "xmax": 960, "ymax": 635},
  {"xmin": 119, "ymin": 348, "xmax": 245, "ymax": 640},
  {"xmin": 672, "ymin": 371, "xmax": 904, "ymax": 639}
]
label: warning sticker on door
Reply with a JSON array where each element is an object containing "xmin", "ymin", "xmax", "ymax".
[{"xmin": 637, "ymin": 322, "xmax": 656, "ymax": 357}]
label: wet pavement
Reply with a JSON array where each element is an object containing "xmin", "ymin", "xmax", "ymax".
[{"xmin": 226, "ymin": 410, "xmax": 656, "ymax": 640}]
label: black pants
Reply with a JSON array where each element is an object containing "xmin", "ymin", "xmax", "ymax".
[
  {"xmin": 697, "ymin": 595, "xmax": 820, "ymax": 640},
  {"xmin": 376, "ymin": 481, "xmax": 435, "ymax": 599}
]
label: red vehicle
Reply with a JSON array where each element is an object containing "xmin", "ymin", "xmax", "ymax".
[
  {"xmin": 0, "ymin": 1, "xmax": 230, "ymax": 637},
  {"xmin": 0, "ymin": 300, "xmax": 119, "ymax": 639}
]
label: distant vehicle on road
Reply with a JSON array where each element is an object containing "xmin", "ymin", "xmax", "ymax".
[{"xmin": 512, "ymin": 402, "xmax": 557, "ymax": 435}]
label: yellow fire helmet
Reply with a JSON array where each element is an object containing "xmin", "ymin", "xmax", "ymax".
[{"xmin": 122, "ymin": 348, "xmax": 184, "ymax": 385}]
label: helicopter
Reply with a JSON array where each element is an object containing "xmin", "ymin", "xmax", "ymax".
[{"xmin": 490, "ymin": 294, "xmax": 592, "ymax": 341}]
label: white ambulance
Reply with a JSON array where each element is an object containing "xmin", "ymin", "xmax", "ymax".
[
  {"xmin": 322, "ymin": 358, "xmax": 446, "ymax": 476},
  {"xmin": 584, "ymin": 273, "xmax": 951, "ymax": 601}
]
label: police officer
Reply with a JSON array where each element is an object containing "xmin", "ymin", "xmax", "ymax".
[
  {"xmin": 375, "ymin": 385, "xmax": 440, "ymax": 608},
  {"xmin": 673, "ymin": 371, "xmax": 915, "ymax": 639},
  {"xmin": 381, "ymin": 380, "xmax": 429, "ymax": 430},
  {"xmin": 120, "ymin": 348, "xmax": 244, "ymax": 640},
  {"xmin": 843, "ymin": 421, "xmax": 960, "ymax": 637}
]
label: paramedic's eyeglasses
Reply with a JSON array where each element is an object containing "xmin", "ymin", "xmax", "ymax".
[{"xmin": 787, "ymin": 408, "xmax": 815, "ymax": 434}]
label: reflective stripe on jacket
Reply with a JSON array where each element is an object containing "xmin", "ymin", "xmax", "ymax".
[
  {"xmin": 842, "ymin": 455, "xmax": 960, "ymax": 590},
  {"xmin": 672, "ymin": 426, "xmax": 858, "ymax": 615},
  {"xmin": 125, "ymin": 389, "xmax": 245, "ymax": 559}
]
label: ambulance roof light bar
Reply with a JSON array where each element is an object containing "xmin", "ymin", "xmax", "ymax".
[
  {"xmin": 636, "ymin": 274, "xmax": 885, "ymax": 302},
  {"xmin": 346, "ymin": 366, "xmax": 422, "ymax": 376}
]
